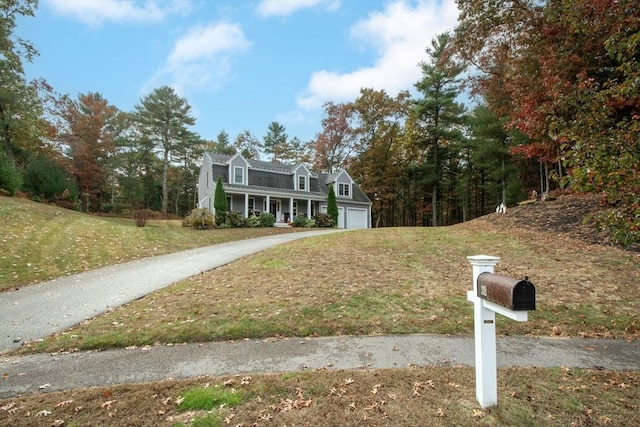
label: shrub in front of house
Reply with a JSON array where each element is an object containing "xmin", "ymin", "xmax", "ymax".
[
  {"xmin": 313, "ymin": 213, "xmax": 336, "ymax": 228},
  {"xmin": 292, "ymin": 213, "xmax": 309, "ymax": 227},
  {"xmin": 225, "ymin": 210, "xmax": 244, "ymax": 227},
  {"xmin": 257, "ymin": 212, "xmax": 276, "ymax": 227},
  {"xmin": 183, "ymin": 208, "xmax": 215, "ymax": 229},
  {"xmin": 243, "ymin": 215, "xmax": 260, "ymax": 228},
  {"xmin": 305, "ymin": 218, "xmax": 316, "ymax": 228}
]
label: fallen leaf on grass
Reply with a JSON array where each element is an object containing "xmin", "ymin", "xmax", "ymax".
[
  {"xmin": 100, "ymin": 400, "xmax": 116, "ymax": 409},
  {"xmin": 472, "ymin": 409, "xmax": 484, "ymax": 418},
  {"xmin": 36, "ymin": 409, "xmax": 52, "ymax": 417},
  {"xmin": 55, "ymin": 400, "xmax": 73, "ymax": 408}
]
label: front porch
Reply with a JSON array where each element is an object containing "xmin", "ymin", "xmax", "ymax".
[{"xmin": 226, "ymin": 193, "xmax": 320, "ymax": 224}]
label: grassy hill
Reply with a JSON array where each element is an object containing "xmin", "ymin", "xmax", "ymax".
[{"xmin": 0, "ymin": 197, "xmax": 301, "ymax": 291}]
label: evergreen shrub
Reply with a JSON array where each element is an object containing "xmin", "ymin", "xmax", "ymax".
[
  {"xmin": 292, "ymin": 213, "xmax": 309, "ymax": 227},
  {"xmin": 257, "ymin": 212, "xmax": 276, "ymax": 227}
]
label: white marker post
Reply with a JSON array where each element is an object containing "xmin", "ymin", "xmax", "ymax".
[{"xmin": 466, "ymin": 255, "xmax": 529, "ymax": 409}]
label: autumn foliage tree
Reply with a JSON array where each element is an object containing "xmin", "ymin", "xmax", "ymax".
[
  {"xmin": 313, "ymin": 102, "xmax": 358, "ymax": 173},
  {"xmin": 234, "ymin": 130, "xmax": 261, "ymax": 159},
  {"xmin": 57, "ymin": 93, "xmax": 120, "ymax": 212},
  {"xmin": 349, "ymin": 88, "xmax": 410, "ymax": 227},
  {"xmin": 450, "ymin": 0, "xmax": 640, "ymax": 244}
]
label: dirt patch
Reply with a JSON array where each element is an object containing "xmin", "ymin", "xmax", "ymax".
[{"xmin": 476, "ymin": 193, "xmax": 617, "ymax": 248}]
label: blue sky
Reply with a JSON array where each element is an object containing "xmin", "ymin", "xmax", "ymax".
[{"xmin": 19, "ymin": 0, "xmax": 460, "ymax": 144}]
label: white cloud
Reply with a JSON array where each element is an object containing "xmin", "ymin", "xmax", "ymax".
[
  {"xmin": 256, "ymin": 0, "xmax": 340, "ymax": 18},
  {"xmin": 46, "ymin": 0, "xmax": 192, "ymax": 26},
  {"xmin": 297, "ymin": 0, "xmax": 459, "ymax": 110},
  {"xmin": 148, "ymin": 22, "xmax": 251, "ymax": 95}
]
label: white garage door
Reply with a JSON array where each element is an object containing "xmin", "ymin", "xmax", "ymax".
[{"xmin": 346, "ymin": 208, "xmax": 368, "ymax": 229}]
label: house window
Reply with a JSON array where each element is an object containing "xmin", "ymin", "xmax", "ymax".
[
  {"xmin": 234, "ymin": 166, "xmax": 244, "ymax": 184},
  {"xmin": 338, "ymin": 182, "xmax": 350, "ymax": 197},
  {"xmin": 226, "ymin": 196, "xmax": 232, "ymax": 211},
  {"xmin": 298, "ymin": 175, "xmax": 306, "ymax": 191},
  {"xmin": 248, "ymin": 197, "xmax": 255, "ymax": 215},
  {"xmin": 293, "ymin": 201, "xmax": 298, "ymax": 216}
]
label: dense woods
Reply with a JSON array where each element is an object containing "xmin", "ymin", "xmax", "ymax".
[{"xmin": 1, "ymin": 0, "xmax": 638, "ymax": 244}]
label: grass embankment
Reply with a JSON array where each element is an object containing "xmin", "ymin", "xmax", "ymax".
[{"xmin": 0, "ymin": 197, "xmax": 301, "ymax": 291}]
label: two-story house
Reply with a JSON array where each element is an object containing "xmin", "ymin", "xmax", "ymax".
[{"xmin": 197, "ymin": 153, "xmax": 372, "ymax": 229}]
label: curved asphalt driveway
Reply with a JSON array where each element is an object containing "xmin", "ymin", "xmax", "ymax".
[{"xmin": 0, "ymin": 229, "xmax": 342, "ymax": 352}]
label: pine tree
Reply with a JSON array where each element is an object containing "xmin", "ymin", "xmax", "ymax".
[
  {"xmin": 413, "ymin": 33, "xmax": 466, "ymax": 226},
  {"xmin": 213, "ymin": 176, "xmax": 227, "ymax": 225},
  {"xmin": 327, "ymin": 184, "xmax": 339, "ymax": 226},
  {"xmin": 133, "ymin": 86, "xmax": 197, "ymax": 215}
]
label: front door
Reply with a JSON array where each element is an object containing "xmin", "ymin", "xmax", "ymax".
[{"xmin": 270, "ymin": 199, "xmax": 281, "ymax": 221}]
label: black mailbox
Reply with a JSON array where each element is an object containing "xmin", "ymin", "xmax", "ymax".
[{"xmin": 477, "ymin": 273, "xmax": 535, "ymax": 311}]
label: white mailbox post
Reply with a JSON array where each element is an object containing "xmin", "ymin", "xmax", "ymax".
[{"xmin": 466, "ymin": 255, "xmax": 532, "ymax": 409}]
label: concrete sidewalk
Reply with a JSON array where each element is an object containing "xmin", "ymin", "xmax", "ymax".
[
  {"xmin": 0, "ymin": 229, "xmax": 342, "ymax": 351},
  {"xmin": 2, "ymin": 334, "xmax": 639, "ymax": 398}
]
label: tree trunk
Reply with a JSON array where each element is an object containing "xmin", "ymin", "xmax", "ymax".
[
  {"xmin": 162, "ymin": 149, "xmax": 169, "ymax": 215},
  {"xmin": 501, "ymin": 157, "xmax": 507, "ymax": 206}
]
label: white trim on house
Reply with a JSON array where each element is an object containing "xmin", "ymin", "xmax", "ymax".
[
  {"xmin": 338, "ymin": 182, "xmax": 351, "ymax": 198},
  {"xmin": 233, "ymin": 166, "xmax": 245, "ymax": 185}
]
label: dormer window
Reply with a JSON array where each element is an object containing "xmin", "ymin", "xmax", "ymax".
[
  {"xmin": 234, "ymin": 166, "xmax": 244, "ymax": 184},
  {"xmin": 338, "ymin": 182, "xmax": 351, "ymax": 197},
  {"xmin": 298, "ymin": 175, "xmax": 306, "ymax": 191}
]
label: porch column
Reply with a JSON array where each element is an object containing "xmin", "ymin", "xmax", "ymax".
[
  {"xmin": 307, "ymin": 199, "xmax": 312, "ymax": 217},
  {"xmin": 244, "ymin": 193, "xmax": 249, "ymax": 218},
  {"xmin": 289, "ymin": 197, "xmax": 294, "ymax": 219},
  {"xmin": 266, "ymin": 195, "xmax": 270, "ymax": 215}
]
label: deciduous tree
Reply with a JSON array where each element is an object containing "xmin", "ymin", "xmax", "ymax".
[
  {"xmin": 313, "ymin": 101, "xmax": 357, "ymax": 173},
  {"xmin": 349, "ymin": 88, "xmax": 410, "ymax": 227},
  {"xmin": 57, "ymin": 92, "xmax": 120, "ymax": 212},
  {"xmin": 234, "ymin": 130, "xmax": 261, "ymax": 159}
]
